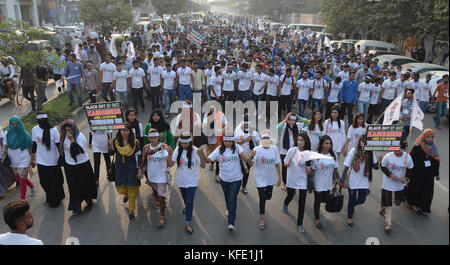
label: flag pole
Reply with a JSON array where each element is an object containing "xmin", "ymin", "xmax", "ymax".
[{"xmin": 402, "ymin": 126, "xmax": 413, "ymax": 187}]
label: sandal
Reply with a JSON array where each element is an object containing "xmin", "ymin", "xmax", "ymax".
[
  {"xmin": 315, "ymin": 220, "xmax": 322, "ymax": 229},
  {"xmin": 411, "ymin": 206, "xmax": 423, "ymax": 215},
  {"xmin": 379, "ymin": 208, "xmax": 386, "ymax": 219},
  {"xmin": 281, "ymin": 184, "xmax": 287, "ymax": 191},
  {"xmin": 258, "ymin": 218, "xmax": 265, "ymax": 230},
  {"xmin": 185, "ymin": 225, "xmax": 194, "ymax": 234},
  {"xmin": 158, "ymin": 217, "xmax": 167, "ymax": 227},
  {"xmin": 346, "ymin": 219, "xmax": 353, "ymax": 227},
  {"xmin": 384, "ymin": 225, "xmax": 391, "ymax": 233}
]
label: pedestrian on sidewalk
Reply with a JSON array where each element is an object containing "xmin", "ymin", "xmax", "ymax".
[
  {"xmin": 431, "ymin": 74, "xmax": 448, "ymax": 129},
  {"xmin": 60, "ymin": 119, "xmax": 97, "ymax": 216},
  {"xmin": 0, "ymin": 200, "xmax": 43, "ymax": 245},
  {"xmin": 109, "ymin": 124, "xmax": 143, "ymax": 220},
  {"xmin": 247, "ymin": 131, "xmax": 282, "ymax": 230},
  {"xmin": 323, "ymin": 106, "xmax": 346, "ymax": 160},
  {"xmin": 171, "ymin": 133, "xmax": 206, "ymax": 234},
  {"xmin": 64, "ymin": 54, "xmax": 84, "ymax": 107},
  {"xmin": 339, "ymin": 71, "xmax": 358, "ymax": 125},
  {"xmin": 19, "ymin": 65, "xmax": 37, "ymax": 112},
  {"xmin": 141, "ymin": 128, "xmax": 174, "ymax": 227},
  {"xmin": 342, "ymin": 113, "xmax": 367, "ymax": 157},
  {"xmin": 35, "ymin": 65, "xmax": 48, "ymax": 111},
  {"xmin": 283, "ymin": 132, "xmax": 312, "ymax": 233},
  {"xmin": 98, "ymin": 54, "xmax": 116, "ymax": 102},
  {"xmin": 31, "ymin": 112, "xmax": 65, "ymax": 207},
  {"xmin": 82, "ymin": 61, "xmax": 98, "ymax": 103},
  {"xmin": 128, "ymin": 60, "xmax": 148, "ymax": 115},
  {"xmin": 52, "ymin": 48, "xmax": 66, "ymax": 94},
  {"xmin": 1, "ymin": 116, "xmax": 34, "ymax": 200}
]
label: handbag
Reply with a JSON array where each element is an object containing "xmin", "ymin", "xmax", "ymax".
[{"xmin": 325, "ymin": 182, "xmax": 344, "ymax": 213}]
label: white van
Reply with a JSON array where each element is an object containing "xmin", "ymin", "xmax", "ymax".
[
  {"xmin": 287, "ymin": 24, "xmax": 326, "ymax": 33},
  {"xmin": 355, "ymin": 40, "xmax": 400, "ymax": 55}
]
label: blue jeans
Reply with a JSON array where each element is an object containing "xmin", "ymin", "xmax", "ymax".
[
  {"xmin": 252, "ymin": 93, "xmax": 264, "ymax": 113},
  {"xmin": 68, "ymin": 82, "xmax": 82, "ymax": 106},
  {"xmin": 115, "ymin": 91, "xmax": 128, "ymax": 110},
  {"xmin": 358, "ymin": 101, "xmax": 369, "ymax": 116},
  {"xmin": 313, "ymin": 98, "xmax": 323, "ymax": 113},
  {"xmin": 179, "ymin": 187, "xmax": 197, "ymax": 225},
  {"xmin": 347, "ymin": 189, "xmax": 369, "ymax": 218},
  {"xmin": 164, "ymin": 89, "xmax": 177, "ymax": 115},
  {"xmin": 434, "ymin": 102, "xmax": 447, "ymax": 127},
  {"xmin": 178, "ymin": 84, "xmax": 193, "ymax": 101},
  {"xmin": 298, "ymin": 99, "xmax": 308, "ymax": 117},
  {"xmin": 236, "ymin": 90, "xmax": 251, "ymax": 103},
  {"xmin": 419, "ymin": 101, "xmax": 429, "ymax": 114},
  {"xmin": 220, "ymin": 179, "xmax": 242, "ymax": 226}
]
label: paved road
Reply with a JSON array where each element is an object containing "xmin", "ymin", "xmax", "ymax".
[{"xmin": 0, "ymin": 99, "xmax": 448, "ymax": 245}]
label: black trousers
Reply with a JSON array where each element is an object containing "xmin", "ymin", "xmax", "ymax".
[
  {"xmin": 367, "ymin": 104, "xmax": 379, "ymax": 124},
  {"xmin": 131, "ymin": 87, "xmax": 145, "ymax": 113},
  {"xmin": 340, "ymin": 102, "xmax": 355, "ymax": 125},
  {"xmin": 381, "ymin": 189, "xmax": 405, "ymax": 207},
  {"xmin": 257, "ymin": 186, "xmax": 274, "ymax": 214},
  {"xmin": 223, "ymin": 90, "xmax": 235, "ymax": 102},
  {"xmin": 241, "ymin": 162, "xmax": 251, "ymax": 189},
  {"xmin": 93, "ymin": 152, "xmax": 111, "ymax": 182},
  {"xmin": 266, "ymin": 95, "xmax": 279, "ymax": 120},
  {"xmin": 279, "ymin": 95, "xmax": 293, "ymax": 118},
  {"xmin": 314, "ymin": 191, "xmax": 329, "ymax": 220},
  {"xmin": 284, "ymin": 188, "xmax": 308, "ymax": 226},
  {"xmin": 150, "ymin": 85, "xmax": 161, "ymax": 108},
  {"xmin": 102, "ymin": 82, "xmax": 114, "ymax": 102},
  {"xmin": 22, "ymin": 85, "xmax": 36, "ymax": 111},
  {"xmin": 280, "ymin": 154, "xmax": 287, "ymax": 185}
]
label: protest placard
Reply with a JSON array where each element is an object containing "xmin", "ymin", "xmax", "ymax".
[
  {"xmin": 363, "ymin": 125, "xmax": 404, "ymax": 151},
  {"xmin": 84, "ymin": 101, "xmax": 126, "ymax": 131},
  {"xmin": 186, "ymin": 30, "xmax": 206, "ymax": 47}
]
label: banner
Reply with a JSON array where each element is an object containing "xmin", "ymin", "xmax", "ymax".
[
  {"xmin": 383, "ymin": 92, "xmax": 403, "ymax": 125},
  {"xmin": 84, "ymin": 102, "xmax": 126, "ymax": 131},
  {"xmin": 297, "ymin": 150, "xmax": 336, "ymax": 162},
  {"xmin": 257, "ymin": 18, "xmax": 265, "ymax": 31},
  {"xmin": 301, "ymin": 27, "xmax": 312, "ymax": 37},
  {"xmin": 279, "ymin": 42, "xmax": 289, "ymax": 50},
  {"xmin": 109, "ymin": 37, "xmax": 118, "ymax": 58},
  {"xmin": 186, "ymin": 30, "xmax": 205, "ymax": 47},
  {"xmin": 363, "ymin": 125, "xmax": 404, "ymax": 151},
  {"xmin": 127, "ymin": 41, "xmax": 135, "ymax": 59},
  {"xmin": 324, "ymin": 36, "xmax": 333, "ymax": 52},
  {"xmin": 269, "ymin": 30, "xmax": 277, "ymax": 39},
  {"xmin": 410, "ymin": 96, "xmax": 424, "ymax": 130}
]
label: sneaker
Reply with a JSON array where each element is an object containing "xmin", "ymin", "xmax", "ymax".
[
  {"xmin": 258, "ymin": 219, "xmax": 265, "ymax": 230},
  {"xmin": 30, "ymin": 188, "xmax": 35, "ymax": 197},
  {"xmin": 185, "ymin": 225, "xmax": 194, "ymax": 234},
  {"xmin": 283, "ymin": 205, "xmax": 288, "ymax": 214},
  {"xmin": 158, "ymin": 217, "xmax": 167, "ymax": 228},
  {"xmin": 298, "ymin": 225, "xmax": 305, "ymax": 233},
  {"xmin": 228, "ymin": 224, "xmax": 235, "ymax": 232},
  {"xmin": 315, "ymin": 221, "xmax": 322, "ymax": 229}
]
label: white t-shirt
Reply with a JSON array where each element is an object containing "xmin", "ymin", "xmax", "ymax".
[
  {"xmin": 347, "ymin": 125, "xmax": 367, "ymax": 152},
  {"xmin": 3, "ymin": 131, "xmax": 30, "ymax": 168},
  {"xmin": 113, "ymin": 70, "xmax": 128, "ymax": 92},
  {"xmin": 418, "ymin": 82, "xmax": 432, "ymax": 102},
  {"xmin": 221, "ymin": 71, "xmax": 236, "ymax": 92},
  {"xmin": 328, "ymin": 81, "xmax": 342, "ymax": 103},
  {"xmin": 303, "ymin": 124, "xmax": 324, "ymax": 152},
  {"xmin": 252, "ymin": 145, "xmax": 280, "ymax": 188},
  {"xmin": 280, "ymin": 75, "xmax": 295, "ymax": 96},
  {"xmin": 266, "ymin": 75, "xmax": 280, "ymax": 96},
  {"xmin": 296, "ymin": 78, "xmax": 311, "ymax": 100},
  {"xmin": 146, "ymin": 143, "xmax": 169, "ymax": 183},
  {"xmin": 312, "ymin": 78, "xmax": 327, "ymax": 100},
  {"xmin": 252, "ymin": 72, "xmax": 268, "ymax": 95},
  {"xmin": 177, "ymin": 67, "xmax": 193, "ymax": 85},
  {"xmin": 237, "ymin": 71, "xmax": 252, "ymax": 91},
  {"xmin": 203, "ymin": 113, "xmax": 227, "ymax": 145},
  {"xmin": 358, "ymin": 82, "xmax": 372, "ymax": 102},
  {"xmin": 338, "ymin": 71, "xmax": 349, "ymax": 82},
  {"xmin": 90, "ymin": 130, "xmax": 110, "ymax": 153},
  {"xmin": 99, "ymin": 62, "xmax": 116, "ymax": 83},
  {"xmin": 128, "ymin": 68, "xmax": 146, "ymax": 89},
  {"xmin": 396, "ymin": 80, "xmax": 408, "ymax": 97},
  {"xmin": 284, "ymin": 147, "xmax": 308, "ymax": 190},
  {"xmin": 208, "ymin": 144, "xmax": 244, "ymax": 182},
  {"xmin": 381, "ymin": 151, "xmax": 414, "ymax": 192},
  {"xmin": 382, "ymin": 79, "xmax": 398, "ymax": 100},
  {"xmin": 204, "ymin": 68, "xmax": 214, "ymax": 87},
  {"xmin": 234, "ymin": 126, "xmax": 260, "ymax": 155},
  {"xmin": 148, "ymin": 65, "xmax": 163, "ymax": 87},
  {"xmin": 406, "ymin": 80, "xmax": 423, "ymax": 92},
  {"xmin": 344, "ymin": 148, "xmax": 377, "ymax": 189},
  {"xmin": 172, "ymin": 146, "xmax": 201, "ymax": 188},
  {"xmin": 63, "ymin": 133, "xmax": 89, "ymax": 165},
  {"xmin": 369, "ymin": 84, "xmax": 381, "ymax": 105},
  {"xmin": 323, "ymin": 119, "xmax": 346, "ymax": 153},
  {"xmin": 162, "ymin": 70, "xmax": 177, "ymax": 90},
  {"xmin": 32, "ymin": 126, "xmax": 60, "ymax": 166},
  {"xmin": 312, "ymin": 153, "xmax": 338, "ymax": 192},
  {"xmin": 0, "ymin": 233, "xmax": 43, "ymax": 245},
  {"xmin": 209, "ymin": 74, "xmax": 222, "ymax": 97}
]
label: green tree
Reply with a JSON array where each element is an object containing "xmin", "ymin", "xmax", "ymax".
[
  {"xmin": 80, "ymin": 0, "xmax": 133, "ymax": 35},
  {"xmin": 0, "ymin": 20, "xmax": 64, "ymax": 70},
  {"xmin": 151, "ymin": 0, "xmax": 187, "ymax": 17}
]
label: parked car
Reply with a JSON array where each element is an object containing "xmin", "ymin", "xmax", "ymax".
[
  {"xmin": 375, "ymin": 55, "xmax": 418, "ymax": 68},
  {"xmin": 355, "ymin": 40, "xmax": 400, "ymax": 55},
  {"xmin": 400, "ymin": 63, "xmax": 448, "ymax": 75},
  {"xmin": 341, "ymin": 39, "xmax": 359, "ymax": 44},
  {"xmin": 368, "ymin": 50, "xmax": 400, "ymax": 57},
  {"xmin": 28, "ymin": 40, "xmax": 55, "ymax": 52},
  {"xmin": 418, "ymin": 70, "xmax": 449, "ymax": 113},
  {"xmin": 331, "ymin": 41, "xmax": 355, "ymax": 50}
]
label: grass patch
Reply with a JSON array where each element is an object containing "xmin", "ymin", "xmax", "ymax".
[{"xmin": 20, "ymin": 91, "xmax": 89, "ymax": 133}]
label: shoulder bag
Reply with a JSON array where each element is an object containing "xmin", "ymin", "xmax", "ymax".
[{"xmin": 325, "ymin": 182, "xmax": 344, "ymax": 213}]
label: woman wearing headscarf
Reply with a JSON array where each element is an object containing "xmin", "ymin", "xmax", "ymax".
[
  {"xmin": 143, "ymin": 109, "xmax": 175, "ymax": 149},
  {"xmin": 60, "ymin": 119, "xmax": 97, "ymax": 216},
  {"xmin": 126, "ymin": 108, "xmax": 144, "ymax": 145},
  {"xmin": 31, "ymin": 112, "xmax": 65, "ymax": 207},
  {"xmin": 109, "ymin": 124, "xmax": 143, "ymax": 220},
  {"xmin": 1, "ymin": 116, "xmax": 34, "ymax": 200},
  {"xmin": 404, "ymin": 129, "xmax": 440, "ymax": 215}
]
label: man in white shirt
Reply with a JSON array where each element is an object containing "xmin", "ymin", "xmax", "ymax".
[
  {"xmin": 112, "ymin": 62, "xmax": 129, "ymax": 110},
  {"xmin": 221, "ymin": 65, "xmax": 237, "ymax": 102},
  {"xmin": 236, "ymin": 63, "xmax": 252, "ymax": 103},
  {"xmin": 418, "ymin": 73, "xmax": 433, "ymax": 113},
  {"xmin": 98, "ymin": 54, "xmax": 116, "ymax": 102},
  {"xmin": 148, "ymin": 57, "xmax": 163, "ymax": 108},
  {"xmin": 175, "ymin": 59, "xmax": 194, "ymax": 101},
  {"xmin": 0, "ymin": 200, "xmax": 43, "ymax": 245},
  {"xmin": 337, "ymin": 64, "xmax": 350, "ymax": 82},
  {"xmin": 128, "ymin": 59, "xmax": 149, "ymax": 114},
  {"xmin": 161, "ymin": 63, "xmax": 177, "ymax": 118},
  {"xmin": 251, "ymin": 64, "xmax": 268, "ymax": 112},
  {"xmin": 380, "ymin": 72, "xmax": 399, "ymax": 111}
]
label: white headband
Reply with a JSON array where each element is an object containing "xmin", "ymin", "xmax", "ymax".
[
  {"xmin": 261, "ymin": 133, "xmax": 271, "ymax": 138},
  {"xmin": 179, "ymin": 137, "xmax": 192, "ymax": 143},
  {"xmin": 289, "ymin": 115, "xmax": 297, "ymax": 120},
  {"xmin": 223, "ymin": 136, "xmax": 235, "ymax": 141},
  {"xmin": 148, "ymin": 132, "xmax": 159, "ymax": 137},
  {"xmin": 243, "ymin": 121, "xmax": 250, "ymax": 125},
  {"xmin": 36, "ymin": 114, "xmax": 48, "ymax": 119},
  {"xmin": 182, "ymin": 102, "xmax": 193, "ymax": 108}
]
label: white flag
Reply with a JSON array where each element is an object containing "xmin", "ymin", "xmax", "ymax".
[
  {"xmin": 324, "ymin": 36, "xmax": 333, "ymax": 53},
  {"xmin": 109, "ymin": 37, "xmax": 118, "ymax": 58},
  {"xmin": 177, "ymin": 19, "xmax": 183, "ymax": 30},
  {"xmin": 159, "ymin": 25, "xmax": 164, "ymax": 34},
  {"xmin": 410, "ymin": 96, "xmax": 424, "ymax": 130},
  {"xmin": 383, "ymin": 92, "xmax": 403, "ymax": 125},
  {"xmin": 257, "ymin": 18, "xmax": 264, "ymax": 31},
  {"xmin": 74, "ymin": 44, "xmax": 81, "ymax": 60},
  {"xmin": 297, "ymin": 150, "xmax": 336, "ymax": 162},
  {"xmin": 127, "ymin": 41, "xmax": 135, "ymax": 59}
]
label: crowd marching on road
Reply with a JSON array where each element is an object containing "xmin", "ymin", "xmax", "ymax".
[{"xmin": 0, "ymin": 12, "xmax": 448, "ymax": 245}]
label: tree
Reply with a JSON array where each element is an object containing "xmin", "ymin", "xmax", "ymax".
[
  {"xmin": 80, "ymin": 0, "xmax": 133, "ymax": 35},
  {"xmin": 151, "ymin": 0, "xmax": 187, "ymax": 17},
  {"xmin": 0, "ymin": 20, "xmax": 64, "ymax": 70}
]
